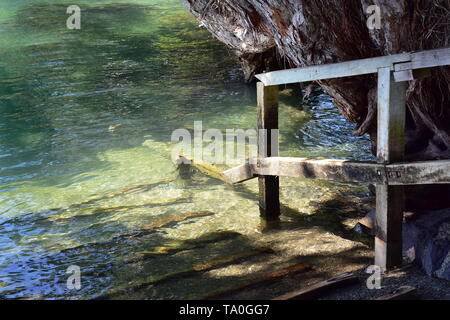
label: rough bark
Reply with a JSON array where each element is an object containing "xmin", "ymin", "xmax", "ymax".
[{"xmin": 183, "ymin": 0, "xmax": 450, "ymax": 210}]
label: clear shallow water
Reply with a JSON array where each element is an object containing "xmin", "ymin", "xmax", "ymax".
[{"xmin": 0, "ymin": 0, "xmax": 372, "ymax": 299}]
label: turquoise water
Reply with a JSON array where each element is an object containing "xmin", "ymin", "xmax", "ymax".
[{"xmin": 0, "ymin": 0, "xmax": 372, "ymax": 299}]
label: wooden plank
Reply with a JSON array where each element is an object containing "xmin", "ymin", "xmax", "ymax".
[
  {"xmin": 255, "ymin": 53, "xmax": 411, "ymax": 86},
  {"xmin": 222, "ymin": 163, "xmax": 255, "ymax": 184},
  {"xmin": 257, "ymin": 82, "xmax": 280, "ymax": 221},
  {"xmin": 253, "ymin": 157, "xmax": 386, "ymax": 184},
  {"xmin": 387, "ymin": 160, "xmax": 450, "ymax": 185},
  {"xmin": 393, "ymin": 68, "xmax": 431, "ymax": 82},
  {"xmin": 255, "ymin": 48, "xmax": 450, "ymax": 87},
  {"xmin": 374, "ymin": 286, "xmax": 418, "ymax": 300},
  {"xmin": 394, "ymin": 47, "xmax": 450, "ymax": 72},
  {"xmin": 393, "ymin": 70, "xmax": 415, "ymax": 82},
  {"xmin": 375, "ymin": 68, "xmax": 407, "ymax": 271},
  {"xmin": 273, "ymin": 272, "xmax": 359, "ymax": 300},
  {"xmin": 222, "ymin": 158, "xmax": 450, "ymax": 185},
  {"xmin": 223, "ymin": 158, "xmax": 385, "ymax": 184}
]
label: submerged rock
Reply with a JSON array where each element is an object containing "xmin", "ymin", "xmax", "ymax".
[{"xmin": 108, "ymin": 124, "xmax": 125, "ymax": 132}]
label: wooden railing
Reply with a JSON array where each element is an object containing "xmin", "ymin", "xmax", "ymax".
[{"xmin": 223, "ymin": 47, "xmax": 450, "ymax": 271}]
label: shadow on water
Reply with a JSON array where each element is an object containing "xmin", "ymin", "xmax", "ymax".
[
  {"xmin": 0, "ymin": 164, "xmax": 375, "ymax": 299},
  {"xmin": 229, "ymin": 175, "xmax": 374, "ymax": 244},
  {"xmin": 0, "ymin": 225, "xmax": 263, "ymax": 299},
  {"xmin": 0, "ymin": 226, "xmax": 372, "ymax": 300}
]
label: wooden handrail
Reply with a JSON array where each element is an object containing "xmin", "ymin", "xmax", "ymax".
[
  {"xmin": 243, "ymin": 47, "xmax": 450, "ymax": 271},
  {"xmin": 255, "ymin": 47, "xmax": 450, "ymax": 86}
]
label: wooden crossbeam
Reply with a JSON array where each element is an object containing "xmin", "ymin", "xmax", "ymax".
[
  {"xmin": 222, "ymin": 158, "xmax": 450, "ymax": 185},
  {"xmin": 257, "ymin": 158, "xmax": 384, "ymax": 183},
  {"xmin": 258, "ymin": 158, "xmax": 383, "ymax": 183},
  {"xmin": 222, "ymin": 163, "xmax": 255, "ymax": 184},
  {"xmin": 223, "ymin": 158, "xmax": 383, "ymax": 184},
  {"xmin": 255, "ymin": 47, "xmax": 449, "ymax": 86},
  {"xmin": 387, "ymin": 160, "xmax": 450, "ymax": 185}
]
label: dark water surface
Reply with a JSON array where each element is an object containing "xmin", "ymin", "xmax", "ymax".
[{"xmin": 0, "ymin": 0, "xmax": 372, "ymax": 299}]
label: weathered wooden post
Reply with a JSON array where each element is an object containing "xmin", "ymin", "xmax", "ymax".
[
  {"xmin": 257, "ymin": 82, "xmax": 280, "ymax": 221},
  {"xmin": 223, "ymin": 48, "xmax": 450, "ymax": 270},
  {"xmin": 375, "ymin": 67, "xmax": 407, "ymax": 271}
]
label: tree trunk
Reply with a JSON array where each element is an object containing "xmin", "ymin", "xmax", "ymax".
[{"xmin": 183, "ymin": 0, "xmax": 450, "ymax": 210}]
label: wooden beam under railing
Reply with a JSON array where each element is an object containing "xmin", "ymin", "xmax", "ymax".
[{"xmin": 222, "ymin": 157, "xmax": 450, "ymax": 186}]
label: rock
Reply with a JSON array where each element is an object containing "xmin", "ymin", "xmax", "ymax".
[
  {"xmin": 108, "ymin": 124, "xmax": 125, "ymax": 132},
  {"xmin": 356, "ymin": 208, "xmax": 450, "ymax": 281},
  {"xmin": 403, "ymin": 209, "xmax": 450, "ymax": 281}
]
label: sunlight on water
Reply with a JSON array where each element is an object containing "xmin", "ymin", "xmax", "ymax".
[{"xmin": 0, "ymin": 0, "xmax": 372, "ymax": 299}]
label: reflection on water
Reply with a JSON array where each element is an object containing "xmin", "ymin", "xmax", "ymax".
[{"xmin": 0, "ymin": 0, "xmax": 372, "ymax": 299}]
